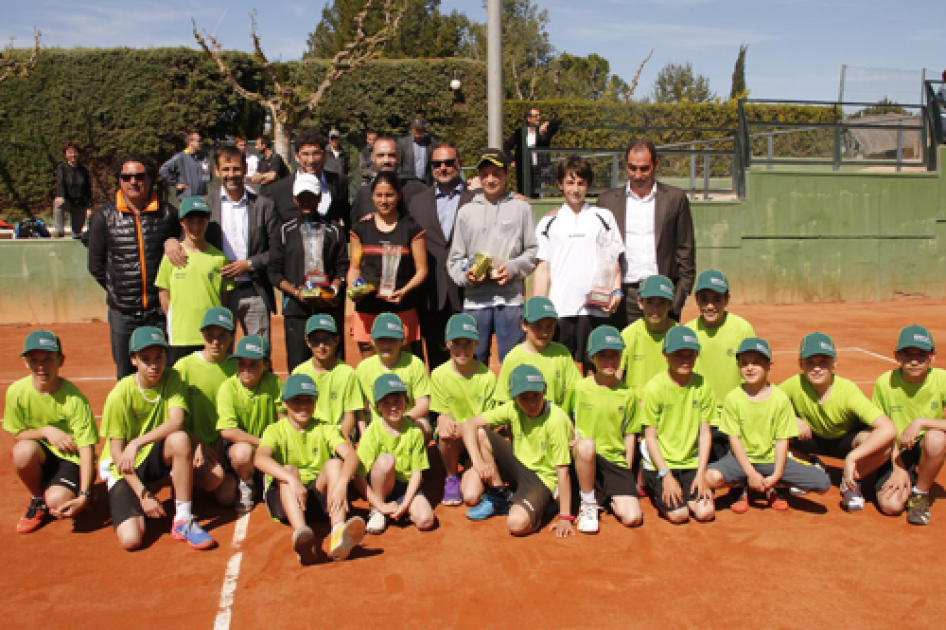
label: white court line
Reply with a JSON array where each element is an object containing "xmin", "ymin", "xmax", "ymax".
[
  {"xmin": 773, "ymin": 347, "xmax": 897, "ymax": 364},
  {"xmin": 213, "ymin": 511, "xmax": 252, "ymax": 630}
]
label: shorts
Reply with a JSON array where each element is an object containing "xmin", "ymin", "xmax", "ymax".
[
  {"xmin": 264, "ymin": 479, "xmax": 328, "ymax": 525},
  {"xmin": 793, "ymin": 428, "xmax": 862, "ymax": 459},
  {"xmin": 38, "ymin": 442, "xmax": 81, "ymax": 494},
  {"xmin": 484, "ymin": 428, "xmax": 555, "ymax": 530},
  {"xmin": 710, "ymin": 426, "xmax": 730, "ymax": 463},
  {"xmin": 107, "ymin": 439, "xmax": 171, "ymax": 529},
  {"xmin": 351, "ymin": 310, "xmax": 421, "ymax": 344},
  {"xmin": 641, "ymin": 468, "xmax": 699, "ymax": 513},
  {"xmin": 556, "ymin": 315, "xmax": 607, "ymax": 363},
  {"xmin": 390, "ymin": 480, "xmax": 426, "ymax": 505},
  {"xmin": 709, "ymin": 453, "xmax": 830, "ymax": 493},
  {"xmin": 873, "ymin": 442, "xmax": 922, "ymax": 495},
  {"xmin": 570, "ymin": 455, "xmax": 639, "ymax": 508}
]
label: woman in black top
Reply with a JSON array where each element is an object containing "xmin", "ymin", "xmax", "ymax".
[
  {"xmin": 54, "ymin": 142, "xmax": 92, "ymax": 238},
  {"xmin": 348, "ymin": 171, "xmax": 428, "ymax": 356}
]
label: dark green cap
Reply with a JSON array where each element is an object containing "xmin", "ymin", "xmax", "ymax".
[
  {"xmin": 179, "ymin": 196, "xmax": 211, "ymax": 218},
  {"xmin": 639, "ymin": 275, "xmax": 674, "ymax": 300},
  {"xmin": 306, "ymin": 313, "xmax": 338, "ymax": 337},
  {"xmin": 663, "ymin": 326, "xmax": 701, "ymax": 354},
  {"xmin": 736, "ymin": 337, "xmax": 772, "ymax": 360},
  {"xmin": 508, "ymin": 364, "xmax": 547, "ymax": 398},
  {"xmin": 523, "ymin": 296, "xmax": 559, "ymax": 323},
  {"xmin": 695, "ymin": 269, "xmax": 729, "ymax": 294},
  {"xmin": 129, "ymin": 326, "xmax": 169, "ymax": 356},
  {"xmin": 21, "ymin": 330, "xmax": 61, "ymax": 356},
  {"xmin": 233, "ymin": 334, "xmax": 268, "ymax": 360},
  {"xmin": 370, "ymin": 312, "xmax": 405, "ymax": 340},
  {"xmin": 282, "ymin": 374, "xmax": 318, "ymax": 400},
  {"xmin": 586, "ymin": 325, "xmax": 625, "ymax": 358},
  {"xmin": 896, "ymin": 325, "xmax": 934, "ymax": 352},
  {"xmin": 373, "ymin": 373, "xmax": 408, "ymax": 404},
  {"xmin": 201, "ymin": 307, "xmax": 235, "ymax": 332},
  {"xmin": 799, "ymin": 332, "xmax": 836, "ymax": 359},
  {"xmin": 445, "ymin": 313, "xmax": 479, "ymax": 342}
]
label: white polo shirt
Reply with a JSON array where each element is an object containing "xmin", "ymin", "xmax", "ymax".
[
  {"xmin": 623, "ymin": 182, "xmax": 658, "ymax": 283},
  {"xmin": 536, "ymin": 203, "xmax": 624, "ymax": 317},
  {"xmin": 220, "ymin": 189, "xmax": 251, "ymax": 282}
]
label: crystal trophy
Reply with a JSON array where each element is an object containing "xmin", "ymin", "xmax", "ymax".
[
  {"xmin": 300, "ymin": 222, "xmax": 328, "ymax": 298},
  {"xmin": 587, "ymin": 233, "xmax": 620, "ymax": 308},
  {"xmin": 378, "ymin": 243, "xmax": 402, "ymax": 298}
]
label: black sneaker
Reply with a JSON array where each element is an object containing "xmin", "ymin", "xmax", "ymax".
[{"xmin": 907, "ymin": 492, "xmax": 931, "ymax": 526}]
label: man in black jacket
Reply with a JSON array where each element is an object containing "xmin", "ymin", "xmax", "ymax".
[
  {"xmin": 87, "ymin": 155, "xmax": 181, "ymax": 379},
  {"xmin": 503, "ymin": 107, "xmax": 562, "ymax": 197},
  {"xmin": 350, "ymin": 135, "xmax": 427, "ymax": 225}
]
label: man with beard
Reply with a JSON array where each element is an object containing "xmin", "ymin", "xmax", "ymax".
[{"xmin": 350, "ymin": 135, "xmax": 427, "ymax": 225}]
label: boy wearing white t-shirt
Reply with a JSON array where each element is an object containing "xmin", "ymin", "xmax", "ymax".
[{"xmin": 534, "ymin": 157, "xmax": 624, "ymax": 371}]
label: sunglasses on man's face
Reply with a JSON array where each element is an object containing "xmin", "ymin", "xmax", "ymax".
[
  {"xmin": 432, "ymin": 159, "xmax": 457, "ymax": 168},
  {"xmin": 120, "ymin": 173, "xmax": 148, "ymax": 182}
]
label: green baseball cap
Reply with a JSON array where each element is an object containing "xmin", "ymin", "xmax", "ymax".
[
  {"xmin": 799, "ymin": 332, "xmax": 836, "ymax": 359},
  {"xmin": 695, "ymin": 270, "xmax": 729, "ymax": 294},
  {"xmin": 233, "ymin": 335, "xmax": 269, "ymax": 360},
  {"xmin": 306, "ymin": 313, "xmax": 338, "ymax": 337},
  {"xmin": 639, "ymin": 275, "xmax": 674, "ymax": 301},
  {"xmin": 129, "ymin": 326, "xmax": 169, "ymax": 355},
  {"xmin": 586, "ymin": 325, "xmax": 625, "ymax": 358},
  {"xmin": 371, "ymin": 312, "xmax": 405, "ymax": 340},
  {"xmin": 523, "ymin": 296, "xmax": 559, "ymax": 323},
  {"xmin": 373, "ymin": 373, "xmax": 408, "ymax": 404},
  {"xmin": 179, "ymin": 196, "xmax": 211, "ymax": 218},
  {"xmin": 508, "ymin": 364, "xmax": 547, "ymax": 398},
  {"xmin": 445, "ymin": 313, "xmax": 479, "ymax": 342},
  {"xmin": 896, "ymin": 325, "xmax": 935, "ymax": 352},
  {"xmin": 21, "ymin": 330, "xmax": 61, "ymax": 356},
  {"xmin": 201, "ymin": 307, "xmax": 235, "ymax": 332},
  {"xmin": 282, "ymin": 374, "xmax": 318, "ymax": 400},
  {"xmin": 736, "ymin": 337, "xmax": 772, "ymax": 360},
  {"xmin": 663, "ymin": 326, "xmax": 701, "ymax": 354}
]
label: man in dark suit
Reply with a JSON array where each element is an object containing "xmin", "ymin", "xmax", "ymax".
[
  {"xmin": 595, "ymin": 139, "xmax": 696, "ymax": 326},
  {"xmin": 261, "ymin": 128, "xmax": 351, "ymax": 231},
  {"xmin": 504, "ymin": 107, "xmax": 562, "ymax": 197},
  {"xmin": 397, "ymin": 118, "xmax": 438, "ymax": 185},
  {"xmin": 408, "ymin": 143, "xmax": 476, "ymax": 368},
  {"xmin": 350, "ymin": 135, "xmax": 428, "ymax": 225}
]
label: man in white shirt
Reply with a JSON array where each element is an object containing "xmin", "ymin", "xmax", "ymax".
[{"xmin": 235, "ymin": 136, "xmax": 259, "ymax": 195}]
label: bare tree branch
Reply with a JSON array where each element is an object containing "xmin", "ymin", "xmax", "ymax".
[
  {"xmin": 625, "ymin": 48, "xmax": 654, "ymax": 103},
  {"xmin": 0, "ymin": 28, "xmax": 42, "ymax": 86}
]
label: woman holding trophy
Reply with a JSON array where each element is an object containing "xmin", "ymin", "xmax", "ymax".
[{"xmin": 348, "ymin": 171, "xmax": 429, "ymax": 357}]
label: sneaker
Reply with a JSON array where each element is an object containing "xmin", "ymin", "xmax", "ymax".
[
  {"xmin": 366, "ymin": 508, "xmax": 387, "ymax": 535},
  {"xmin": 442, "ymin": 475, "xmax": 462, "ymax": 507},
  {"xmin": 16, "ymin": 497, "xmax": 48, "ymax": 534},
  {"xmin": 171, "ymin": 517, "xmax": 218, "ymax": 550},
  {"xmin": 730, "ymin": 486, "xmax": 749, "ymax": 515},
  {"xmin": 235, "ymin": 480, "xmax": 255, "ymax": 514},
  {"xmin": 907, "ymin": 492, "xmax": 931, "ymax": 526},
  {"xmin": 840, "ymin": 479, "xmax": 865, "ymax": 512},
  {"xmin": 329, "ymin": 516, "xmax": 366, "ymax": 560},
  {"xmin": 292, "ymin": 526, "xmax": 318, "ymax": 566},
  {"xmin": 576, "ymin": 502, "xmax": 599, "ymax": 534},
  {"xmin": 465, "ymin": 489, "xmax": 511, "ymax": 521},
  {"xmin": 767, "ymin": 488, "xmax": 790, "ymax": 512}
]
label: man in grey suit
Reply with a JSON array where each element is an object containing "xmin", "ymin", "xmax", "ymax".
[
  {"xmin": 397, "ymin": 118, "xmax": 438, "ymax": 185},
  {"xmin": 408, "ymin": 143, "xmax": 475, "ymax": 368},
  {"xmin": 595, "ymin": 139, "xmax": 696, "ymax": 326}
]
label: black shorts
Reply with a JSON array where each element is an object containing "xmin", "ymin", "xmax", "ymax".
[
  {"xmin": 793, "ymin": 428, "xmax": 862, "ymax": 459},
  {"xmin": 264, "ymin": 479, "xmax": 328, "ymax": 525},
  {"xmin": 556, "ymin": 315, "xmax": 608, "ymax": 363},
  {"xmin": 390, "ymin": 480, "xmax": 426, "ymax": 505},
  {"xmin": 874, "ymin": 442, "xmax": 922, "ymax": 495},
  {"xmin": 641, "ymin": 468, "xmax": 699, "ymax": 514},
  {"xmin": 108, "ymin": 439, "xmax": 171, "ymax": 529},
  {"xmin": 710, "ymin": 425, "xmax": 730, "ymax": 463},
  {"xmin": 38, "ymin": 442, "xmax": 82, "ymax": 494},
  {"xmin": 571, "ymin": 454, "xmax": 639, "ymax": 508},
  {"xmin": 484, "ymin": 428, "xmax": 555, "ymax": 530}
]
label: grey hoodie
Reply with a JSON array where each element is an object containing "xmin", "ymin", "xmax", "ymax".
[{"xmin": 447, "ymin": 191, "xmax": 538, "ymax": 308}]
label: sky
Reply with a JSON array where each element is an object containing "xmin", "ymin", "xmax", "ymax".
[{"xmin": 3, "ymin": 0, "xmax": 943, "ymax": 104}]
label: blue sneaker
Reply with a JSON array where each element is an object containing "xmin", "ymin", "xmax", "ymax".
[
  {"xmin": 466, "ymin": 490, "xmax": 510, "ymax": 521},
  {"xmin": 172, "ymin": 517, "xmax": 217, "ymax": 550}
]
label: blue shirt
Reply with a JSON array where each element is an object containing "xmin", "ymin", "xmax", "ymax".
[
  {"xmin": 435, "ymin": 183, "xmax": 464, "ymax": 241},
  {"xmin": 413, "ymin": 141, "xmax": 428, "ymax": 180}
]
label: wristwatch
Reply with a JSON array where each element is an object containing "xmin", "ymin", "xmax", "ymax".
[
  {"xmin": 247, "ymin": 259, "xmax": 254, "ymax": 271},
  {"xmin": 611, "ymin": 289, "xmax": 625, "ymax": 298},
  {"xmin": 79, "ymin": 490, "xmax": 93, "ymax": 500},
  {"xmin": 657, "ymin": 468, "xmax": 671, "ymax": 479}
]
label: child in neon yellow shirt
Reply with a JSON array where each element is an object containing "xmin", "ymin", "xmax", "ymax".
[{"xmin": 618, "ymin": 274, "xmax": 677, "ymax": 391}]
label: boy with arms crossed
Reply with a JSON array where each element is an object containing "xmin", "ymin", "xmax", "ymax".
[
  {"xmin": 618, "ymin": 275, "xmax": 677, "ymax": 391},
  {"xmin": 6, "ymin": 331, "xmax": 98, "ymax": 533}
]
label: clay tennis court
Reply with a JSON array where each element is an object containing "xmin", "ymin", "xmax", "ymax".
[{"xmin": 2, "ymin": 298, "xmax": 945, "ymax": 628}]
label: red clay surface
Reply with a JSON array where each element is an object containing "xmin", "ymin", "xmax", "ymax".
[{"xmin": 2, "ymin": 298, "xmax": 946, "ymax": 629}]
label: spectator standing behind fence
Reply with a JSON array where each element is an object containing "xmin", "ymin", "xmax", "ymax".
[
  {"xmin": 87, "ymin": 155, "xmax": 182, "ymax": 380},
  {"xmin": 397, "ymin": 119, "xmax": 438, "ymax": 185},
  {"xmin": 359, "ymin": 130, "xmax": 379, "ymax": 186},
  {"xmin": 54, "ymin": 142, "xmax": 92, "ymax": 239},
  {"xmin": 595, "ymin": 139, "xmax": 696, "ymax": 326},
  {"xmin": 235, "ymin": 136, "xmax": 259, "ymax": 195},
  {"xmin": 250, "ymin": 136, "xmax": 288, "ymax": 190},
  {"xmin": 325, "ymin": 129, "xmax": 350, "ymax": 193},
  {"xmin": 159, "ymin": 131, "xmax": 212, "ymax": 199},
  {"xmin": 503, "ymin": 107, "xmax": 562, "ymax": 198}
]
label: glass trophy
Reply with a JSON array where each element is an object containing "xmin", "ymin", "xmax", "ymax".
[
  {"xmin": 378, "ymin": 243, "xmax": 402, "ymax": 298},
  {"xmin": 587, "ymin": 234, "xmax": 620, "ymax": 308},
  {"xmin": 300, "ymin": 222, "xmax": 328, "ymax": 298}
]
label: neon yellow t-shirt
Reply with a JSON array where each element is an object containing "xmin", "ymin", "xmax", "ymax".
[
  {"xmin": 259, "ymin": 418, "xmax": 345, "ymax": 487},
  {"xmin": 216, "ymin": 372, "xmax": 284, "ymax": 438},
  {"xmin": 718, "ymin": 386, "xmax": 798, "ymax": 464},
  {"xmin": 154, "ymin": 246, "xmax": 235, "ymax": 347},
  {"xmin": 620, "ymin": 319, "xmax": 677, "ymax": 392},
  {"xmin": 872, "ymin": 367, "xmax": 946, "ymax": 443},
  {"xmin": 779, "ymin": 374, "xmax": 884, "ymax": 440},
  {"xmin": 174, "ymin": 351, "xmax": 236, "ymax": 445},
  {"xmin": 100, "ymin": 370, "xmax": 188, "ymax": 480},
  {"xmin": 686, "ymin": 312, "xmax": 755, "ymax": 410},
  {"xmin": 640, "ymin": 371, "xmax": 716, "ymax": 469},
  {"xmin": 356, "ymin": 418, "xmax": 429, "ymax": 483},
  {"xmin": 3, "ymin": 377, "xmax": 98, "ymax": 465},
  {"xmin": 354, "ymin": 352, "xmax": 431, "ymax": 424},
  {"xmin": 496, "ymin": 342, "xmax": 580, "ymax": 406},
  {"xmin": 563, "ymin": 375, "xmax": 639, "ymax": 468},
  {"xmin": 482, "ymin": 401, "xmax": 572, "ymax": 491},
  {"xmin": 292, "ymin": 360, "xmax": 364, "ymax": 425},
  {"xmin": 430, "ymin": 362, "xmax": 497, "ymax": 422}
]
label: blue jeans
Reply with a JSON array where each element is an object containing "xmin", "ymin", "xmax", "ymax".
[{"xmin": 466, "ymin": 304, "xmax": 523, "ymax": 365}]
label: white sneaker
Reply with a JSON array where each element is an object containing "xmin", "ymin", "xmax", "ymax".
[
  {"xmin": 841, "ymin": 479, "xmax": 865, "ymax": 511},
  {"xmin": 235, "ymin": 480, "xmax": 255, "ymax": 514},
  {"xmin": 577, "ymin": 502, "xmax": 599, "ymax": 534},
  {"xmin": 366, "ymin": 508, "xmax": 387, "ymax": 535}
]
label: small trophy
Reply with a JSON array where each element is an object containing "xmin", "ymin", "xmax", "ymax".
[
  {"xmin": 347, "ymin": 277, "xmax": 377, "ymax": 300},
  {"xmin": 378, "ymin": 243, "xmax": 402, "ymax": 298},
  {"xmin": 299, "ymin": 223, "xmax": 328, "ymax": 298},
  {"xmin": 466, "ymin": 253, "xmax": 492, "ymax": 279},
  {"xmin": 587, "ymin": 234, "xmax": 620, "ymax": 309},
  {"xmin": 488, "ymin": 230, "xmax": 518, "ymax": 280}
]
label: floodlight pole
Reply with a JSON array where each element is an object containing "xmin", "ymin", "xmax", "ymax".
[{"xmin": 487, "ymin": 0, "xmax": 503, "ymax": 147}]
